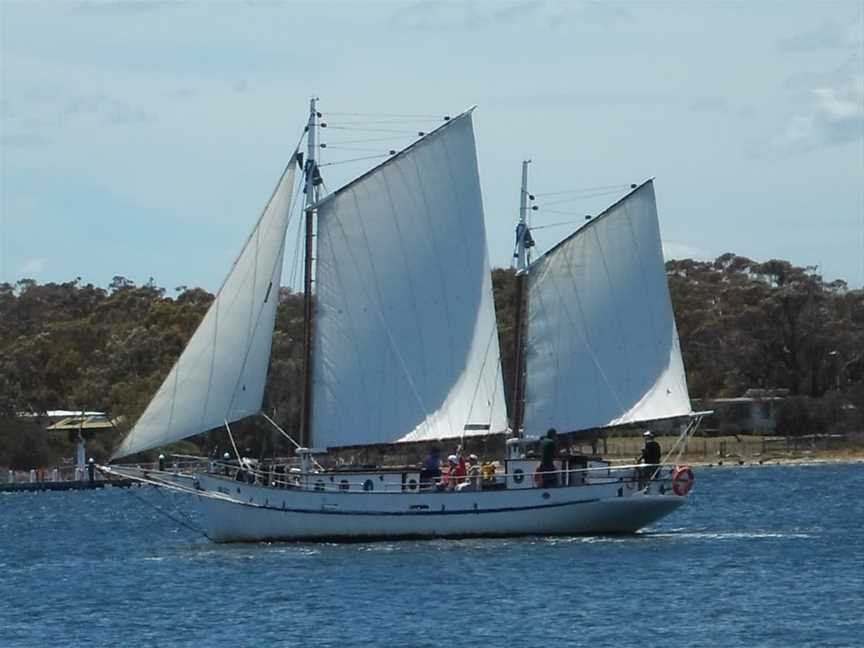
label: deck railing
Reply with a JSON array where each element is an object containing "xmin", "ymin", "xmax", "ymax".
[{"xmin": 117, "ymin": 455, "xmax": 676, "ymax": 495}]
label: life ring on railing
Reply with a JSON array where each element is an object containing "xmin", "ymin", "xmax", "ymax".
[{"xmin": 671, "ymin": 465, "xmax": 695, "ymax": 496}]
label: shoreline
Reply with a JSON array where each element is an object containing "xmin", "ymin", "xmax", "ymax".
[{"xmin": 684, "ymin": 454, "xmax": 864, "ymax": 468}]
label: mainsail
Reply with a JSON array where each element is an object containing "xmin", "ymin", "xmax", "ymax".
[
  {"xmin": 112, "ymin": 161, "xmax": 299, "ymax": 459},
  {"xmin": 522, "ymin": 180, "xmax": 691, "ymax": 436},
  {"xmin": 311, "ymin": 111, "xmax": 507, "ymax": 448}
]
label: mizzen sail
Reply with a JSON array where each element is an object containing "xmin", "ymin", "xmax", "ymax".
[
  {"xmin": 311, "ymin": 111, "xmax": 507, "ymax": 448},
  {"xmin": 522, "ymin": 180, "xmax": 691, "ymax": 436},
  {"xmin": 113, "ymin": 161, "xmax": 299, "ymax": 459}
]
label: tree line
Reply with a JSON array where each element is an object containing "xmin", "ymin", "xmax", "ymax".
[{"xmin": 1, "ymin": 253, "xmax": 862, "ymax": 467}]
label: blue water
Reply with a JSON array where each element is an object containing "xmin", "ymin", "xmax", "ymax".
[{"xmin": 1, "ymin": 464, "xmax": 862, "ymax": 647}]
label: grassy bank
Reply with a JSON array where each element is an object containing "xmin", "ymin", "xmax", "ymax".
[{"xmin": 590, "ymin": 433, "xmax": 864, "ymax": 467}]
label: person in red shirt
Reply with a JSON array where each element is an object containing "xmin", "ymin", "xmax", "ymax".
[{"xmin": 444, "ymin": 454, "xmax": 467, "ymax": 490}]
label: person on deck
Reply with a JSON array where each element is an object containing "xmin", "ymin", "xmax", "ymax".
[
  {"xmin": 639, "ymin": 430, "xmax": 662, "ymax": 486},
  {"xmin": 444, "ymin": 454, "xmax": 467, "ymax": 490},
  {"xmin": 464, "ymin": 454, "xmax": 482, "ymax": 491},
  {"xmin": 537, "ymin": 428, "xmax": 558, "ymax": 488},
  {"xmin": 420, "ymin": 447, "xmax": 442, "ymax": 490}
]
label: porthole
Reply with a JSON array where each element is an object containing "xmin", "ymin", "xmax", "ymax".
[{"xmin": 363, "ymin": 479, "xmax": 374, "ymax": 491}]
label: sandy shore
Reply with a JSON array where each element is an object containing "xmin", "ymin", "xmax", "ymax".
[
  {"xmin": 594, "ymin": 434, "xmax": 864, "ymax": 469},
  {"xmin": 682, "ymin": 452, "xmax": 864, "ymax": 468}
]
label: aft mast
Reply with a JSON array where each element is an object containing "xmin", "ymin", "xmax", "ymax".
[
  {"xmin": 511, "ymin": 160, "xmax": 532, "ymax": 437},
  {"xmin": 300, "ymin": 98, "xmax": 320, "ymax": 449}
]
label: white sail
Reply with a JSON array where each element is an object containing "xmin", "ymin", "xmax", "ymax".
[
  {"xmin": 522, "ymin": 180, "xmax": 691, "ymax": 436},
  {"xmin": 311, "ymin": 111, "xmax": 507, "ymax": 449},
  {"xmin": 113, "ymin": 162, "xmax": 299, "ymax": 459}
]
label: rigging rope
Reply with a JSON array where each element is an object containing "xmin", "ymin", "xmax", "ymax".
[
  {"xmin": 323, "ymin": 126, "xmax": 425, "ymax": 134},
  {"xmin": 123, "ymin": 483, "xmax": 211, "ymax": 540},
  {"xmin": 462, "ymin": 318, "xmax": 503, "ymax": 444},
  {"xmin": 325, "ymin": 136, "xmax": 416, "ymax": 145},
  {"xmin": 535, "ymin": 209, "xmax": 596, "ymax": 218},
  {"xmin": 324, "ymin": 145, "xmax": 398, "ymax": 153},
  {"xmin": 323, "ymin": 118, "xmax": 433, "ymax": 125},
  {"xmin": 531, "ymin": 219, "xmax": 585, "ymax": 230},
  {"xmin": 287, "ymin": 204, "xmax": 305, "ymax": 292},
  {"xmin": 259, "ymin": 412, "xmax": 325, "ymax": 471},
  {"xmin": 662, "ymin": 415, "xmax": 703, "ymax": 466},
  {"xmin": 534, "ymin": 188, "xmax": 628, "ymax": 208},
  {"xmin": 323, "ymin": 111, "xmax": 447, "ymax": 118},
  {"xmin": 532, "ymin": 183, "xmax": 631, "ymax": 198},
  {"xmin": 319, "ymin": 153, "xmax": 392, "ymax": 167}
]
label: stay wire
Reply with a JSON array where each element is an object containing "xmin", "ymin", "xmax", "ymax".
[
  {"xmin": 534, "ymin": 188, "xmax": 628, "ymax": 208},
  {"xmin": 124, "ymin": 483, "xmax": 211, "ymax": 540},
  {"xmin": 531, "ymin": 218, "xmax": 586, "ymax": 230},
  {"xmin": 319, "ymin": 153, "xmax": 391, "ymax": 167},
  {"xmin": 323, "ymin": 126, "xmax": 425, "ymax": 135},
  {"xmin": 323, "ymin": 145, "xmax": 398, "ymax": 153},
  {"xmin": 537, "ymin": 208, "xmax": 607, "ymax": 218},
  {"xmin": 323, "ymin": 136, "xmax": 417, "ymax": 146},
  {"xmin": 532, "ymin": 183, "xmax": 632, "ymax": 198},
  {"xmin": 323, "ymin": 111, "xmax": 446, "ymax": 118},
  {"xmin": 324, "ymin": 118, "xmax": 433, "ymax": 125}
]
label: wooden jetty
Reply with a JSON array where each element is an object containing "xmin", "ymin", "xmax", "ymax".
[{"xmin": 0, "ymin": 478, "xmax": 134, "ymax": 493}]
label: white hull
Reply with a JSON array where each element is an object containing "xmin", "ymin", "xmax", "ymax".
[{"xmin": 193, "ymin": 474, "xmax": 686, "ymax": 542}]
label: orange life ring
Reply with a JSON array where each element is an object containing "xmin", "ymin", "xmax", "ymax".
[{"xmin": 671, "ymin": 465, "xmax": 695, "ymax": 496}]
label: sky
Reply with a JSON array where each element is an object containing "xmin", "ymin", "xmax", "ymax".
[{"xmin": 1, "ymin": 0, "xmax": 862, "ymax": 295}]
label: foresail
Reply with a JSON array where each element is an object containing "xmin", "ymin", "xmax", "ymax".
[
  {"xmin": 112, "ymin": 161, "xmax": 299, "ymax": 459},
  {"xmin": 522, "ymin": 180, "xmax": 691, "ymax": 436},
  {"xmin": 312, "ymin": 111, "xmax": 507, "ymax": 448}
]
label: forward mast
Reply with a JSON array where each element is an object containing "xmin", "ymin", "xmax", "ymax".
[
  {"xmin": 511, "ymin": 159, "xmax": 532, "ymax": 437},
  {"xmin": 300, "ymin": 98, "xmax": 320, "ymax": 449}
]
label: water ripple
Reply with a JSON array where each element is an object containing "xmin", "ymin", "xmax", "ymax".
[{"xmin": 0, "ymin": 464, "xmax": 862, "ymax": 647}]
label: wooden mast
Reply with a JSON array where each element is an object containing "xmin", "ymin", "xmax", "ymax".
[
  {"xmin": 300, "ymin": 98, "xmax": 319, "ymax": 449},
  {"xmin": 511, "ymin": 160, "xmax": 531, "ymax": 437}
]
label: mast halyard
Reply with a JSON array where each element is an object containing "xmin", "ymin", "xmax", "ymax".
[
  {"xmin": 300, "ymin": 98, "xmax": 320, "ymax": 449},
  {"xmin": 511, "ymin": 160, "xmax": 533, "ymax": 438}
]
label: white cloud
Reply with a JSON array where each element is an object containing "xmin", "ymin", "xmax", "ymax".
[
  {"xmin": 768, "ymin": 65, "xmax": 864, "ymax": 154},
  {"xmin": 0, "ymin": 133, "xmax": 49, "ymax": 147},
  {"xmin": 662, "ymin": 242, "xmax": 712, "ymax": 261},
  {"xmin": 18, "ymin": 257, "xmax": 47, "ymax": 276},
  {"xmin": 390, "ymin": 0, "xmax": 628, "ymax": 31}
]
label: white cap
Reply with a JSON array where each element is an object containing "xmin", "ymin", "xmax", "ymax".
[
  {"xmin": 468, "ymin": 454, "xmax": 478, "ymax": 462},
  {"xmin": 448, "ymin": 454, "xmax": 458, "ymax": 463},
  {"xmin": 643, "ymin": 430, "xmax": 653, "ymax": 437}
]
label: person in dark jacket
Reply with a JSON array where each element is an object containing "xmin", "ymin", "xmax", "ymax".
[
  {"xmin": 537, "ymin": 428, "xmax": 558, "ymax": 488},
  {"xmin": 420, "ymin": 447, "xmax": 442, "ymax": 490},
  {"xmin": 639, "ymin": 430, "xmax": 662, "ymax": 486}
]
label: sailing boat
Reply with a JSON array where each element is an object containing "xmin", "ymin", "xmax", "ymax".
[{"xmin": 104, "ymin": 101, "xmax": 702, "ymax": 542}]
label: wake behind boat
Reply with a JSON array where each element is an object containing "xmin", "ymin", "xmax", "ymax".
[{"xmin": 103, "ymin": 100, "xmax": 704, "ymax": 542}]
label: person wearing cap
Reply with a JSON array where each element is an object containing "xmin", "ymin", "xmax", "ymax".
[
  {"xmin": 462, "ymin": 454, "xmax": 482, "ymax": 491},
  {"xmin": 443, "ymin": 453, "xmax": 467, "ymax": 490},
  {"xmin": 639, "ymin": 430, "xmax": 662, "ymax": 487}
]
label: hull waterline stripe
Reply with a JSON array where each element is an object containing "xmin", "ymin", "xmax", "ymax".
[{"xmin": 202, "ymin": 493, "xmax": 615, "ymax": 517}]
